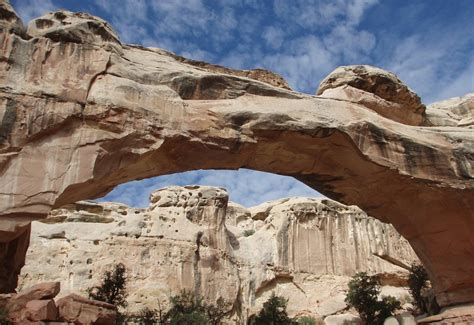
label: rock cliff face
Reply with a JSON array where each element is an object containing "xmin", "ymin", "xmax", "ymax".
[
  {"xmin": 0, "ymin": 2, "xmax": 473, "ymax": 311},
  {"xmin": 19, "ymin": 186, "xmax": 418, "ymax": 323}
]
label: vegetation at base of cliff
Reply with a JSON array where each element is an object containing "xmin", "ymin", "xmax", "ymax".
[
  {"xmin": 124, "ymin": 291, "xmax": 320, "ymax": 324},
  {"xmin": 408, "ymin": 263, "xmax": 440, "ymax": 315},
  {"xmin": 87, "ymin": 262, "xmax": 128, "ymax": 308},
  {"xmin": 126, "ymin": 290, "xmax": 231, "ymax": 325},
  {"xmin": 253, "ymin": 292, "xmax": 293, "ymax": 324},
  {"xmin": 345, "ymin": 272, "xmax": 401, "ymax": 325},
  {"xmin": 248, "ymin": 293, "xmax": 319, "ymax": 325}
]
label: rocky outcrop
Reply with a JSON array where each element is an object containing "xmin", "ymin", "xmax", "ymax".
[
  {"xmin": 425, "ymin": 93, "xmax": 474, "ymax": 127},
  {"xmin": 19, "ymin": 186, "xmax": 418, "ymax": 323},
  {"xmin": 0, "ymin": 2, "xmax": 473, "ymax": 313},
  {"xmin": 1, "ymin": 281, "xmax": 116, "ymax": 324},
  {"xmin": 317, "ymin": 65, "xmax": 426, "ymax": 125},
  {"xmin": 56, "ymin": 294, "xmax": 116, "ymax": 325}
]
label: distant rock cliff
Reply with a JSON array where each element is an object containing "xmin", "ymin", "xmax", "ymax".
[{"xmin": 19, "ymin": 186, "xmax": 418, "ymax": 323}]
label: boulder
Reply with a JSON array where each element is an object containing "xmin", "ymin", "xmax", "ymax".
[
  {"xmin": 27, "ymin": 10, "xmax": 120, "ymax": 45},
  {"xmin": 0, "ymin": 0, "xmax": 25, "ymax": 35},
  {"xmin": 425, "ymin": 93, "xmax": 474, "ymax": 127},
  {"xmin": 384, "ymin": 316, "xmax": 399, "ymax": 325},
  {"xmin": 317, "ymin": 65, "xmax": 426, "ymax": 125},
  {"xmin": 324, "ymin": 313, "xmax": 362, "ymax": 324},
  {"xmin": 3, "ymin": 282, "xmax": 59, "ymax": 323},
  {"xmin": 395, "ymin": 312, "xmax": 416, "ymax": 325},
  {"xmin": 57, "ymin": 293, "xmax": 116, "ymax": 325},
  {"xmin": 25, "ymin": 299, "xmax": 58, "ymax": 321}
]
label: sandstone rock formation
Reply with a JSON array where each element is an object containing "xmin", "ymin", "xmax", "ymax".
[
  {"xmin": 1, "ymin": 281, "xmax": 116, "ymax": 324},
  {"xmin": 19, "ymin": 186, "xmax": 418, "ymax": 323},
  {"xmin": 0, "ymin": 1, "xmax": 473, "ymax": 314}
]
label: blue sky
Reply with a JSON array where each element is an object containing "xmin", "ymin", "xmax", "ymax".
[{"xmin": 12, "ymin": 0, "xmax": 474, "ymax": 207}]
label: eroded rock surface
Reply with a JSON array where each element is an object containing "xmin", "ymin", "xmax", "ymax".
[
  {"xmin": 19, "ymin": 186, "xmax": 418, "ymax": 323},
  {"xmin": 0, "ymin": 2, "xmax": 473, "ymax": 311}
]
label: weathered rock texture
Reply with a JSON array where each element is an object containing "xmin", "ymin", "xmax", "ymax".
[
  {"xmin": 0, "ymin": 1, "xmax": 473, "ymax": 311},
  {"xmin": 1, "ymin": 281, "xmax": 116, "ymax": 324},
  {"xmin": 20, "ymin": 186, "xmax": 418, "ymax": 323}
]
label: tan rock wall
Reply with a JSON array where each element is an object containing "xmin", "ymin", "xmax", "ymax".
[{"xmin": 19, "ymin": 186, "xmax": 418, "ymax": 323}]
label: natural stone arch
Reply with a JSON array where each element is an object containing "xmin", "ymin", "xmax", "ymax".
[{"xmin": 0, "ymin": 3, "xmax": 473, "ymax": 309}]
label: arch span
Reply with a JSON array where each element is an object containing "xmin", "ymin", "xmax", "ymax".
[{"xmin": 0, "ymin": 5, "xmax": 473, "ymax": 308}]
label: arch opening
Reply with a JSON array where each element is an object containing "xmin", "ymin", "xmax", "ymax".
[{"xmin": 96, "ymin": 169, "xmax": 324, "ymax": 208}]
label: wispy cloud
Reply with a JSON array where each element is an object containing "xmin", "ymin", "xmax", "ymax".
[
  {"xmin": 11, "ymin": 0, "xmax": 55, "ymax": 24},
  {"xmin": 98, "ymin": 169, "xmax": 321, "ymax": 208}
]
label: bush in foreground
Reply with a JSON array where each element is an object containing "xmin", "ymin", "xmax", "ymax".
[
  {"xmin": 87, "ymin": 263, "xmax": 128, "ymax": 309},
  {"xmin": 345, "ymin": 272, "xmax": 400, "ymax": 325},
  {"xmin": 408, "ymin": 263, "xmax": 440, "ymax": 315},
  {"xmin": 253, "ymin": 292, "xmax": 293, "ymax": 324},
  {"xmin": 163, "ymin": 290, "xmax": 231, "ymax": 325}
]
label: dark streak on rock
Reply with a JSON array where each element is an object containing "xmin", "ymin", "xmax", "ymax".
[{"xmin": 0, "ymin": 99, "xmax": 16, "ymax": 143}]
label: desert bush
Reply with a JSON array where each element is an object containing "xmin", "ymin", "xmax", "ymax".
[
  {"xmin": 408, "ymin": 263, "xmax": 429, "ymax": 313},
  {"xmin": 253, "ymin": 292, "xmax": 293, "ymax": 324},
  {"xmin": 345, "ymin": 272, "xmax": 400, "ymax": 325},
  {"xmin": 87, "ymin": 263, "xmax": 128, "ymax": 308},
  {"xmin": 408, "ymin": 263, "xmax": 440, "ymax": 315},
  {"xmin": 163, "ymin": 290, "xmax": 231, "ymax": 325},
  {"xmin": 132, "ymin": 307, "xmax": 159, "ymax": 325},
  {"xmin": 164, "ymin": 290, "xmax": 208, "ymax": 324}
]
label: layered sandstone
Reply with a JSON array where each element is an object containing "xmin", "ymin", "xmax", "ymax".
[
  {"xmin": 19, "ymin": 186, "xmax": 418, "ymax": 323},
  {"xmin": 0, "ymin": 2, "xmax": 473, "ymax": 312},
  {"xmin": 1, "ymin": 281, "xmax": 116, "ymax": 324}
]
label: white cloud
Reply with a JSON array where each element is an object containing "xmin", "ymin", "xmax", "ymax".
[
  {"xmin": 99, "ymin": 169, "xmax": 323, "ymax": 208},
  {"xmin": 11, "ymin": 0, "xmax": 56, "ymax": 23},
  {"xmin": 262, "ymin": 35, "xmax": 335, "ymax": 93},
  {"xmin": 273, "ymin": 0, "xmax": 378, "ymax": 29},
  {"xmin": 434, "ymin": 57, "xmax": 474, "ymax": 103},
  {"xmin": 383, "ymin": 23, "xmax": 474, "ymax": 103},
  {"xmin": 323, "ymin": 25, "xmax": 376, "ymax": 62},
  {"xmin": 263, "ymin": 26, "xmax": 285, "ymax": 49}
]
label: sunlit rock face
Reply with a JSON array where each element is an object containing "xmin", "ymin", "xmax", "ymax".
[
  {"xmin": 0, "ymin": 2, "xmax": 473, "ymax": 310},
  {"xmin": 19, "ymin": 186, "xmax": 418, "ymax": 323}
]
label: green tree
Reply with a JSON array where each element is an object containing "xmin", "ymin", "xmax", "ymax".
[
  {"xmin": 345, "ymin": 272, "xmax": 400, "ymax": 325},
  {"xmin": 164, "ymin": 290, "xmax": 209, "ymax": 325},
  {"xmin": 254, "ymin": 292, "xmax": 294, "ymax": 325},
  {"xmin": 87, "ymin": 263, "xmax": 128, "ymax": 308},
  {"xmin": 408, "ymin": 263, "xmax": 429, "ymax": 314},
  {"xmin": 134, "ymin": 307, "xmax": 159, "ymax": 325}
]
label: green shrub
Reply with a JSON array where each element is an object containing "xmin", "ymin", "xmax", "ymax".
[
  {"xmin": 254, "ymin": 292, "xmax": 293, "ymax": 325},
  {"xmin": 133, "ymin": 307, "xmax": 159, "ymax": 325},
  {"xmin": 243, "ymin": 229, "xmax": 255, "ymax": 237},
  {"xmin": 345, "ymin": 272, "xmax": 400, "ymax": 325},
  {"xmin": 407, "ymin": 263, "xmax": 440, "ymax": 315},
  {"xmin": 408, "ymin": 263, "xmax": 429, "ymax": 313},
  {"xmin": 164, "ymin": 290, "xmax": 208, "ymax": 324},
  {"xmin": 87, "ymin": 263, "xmax": 128, "ymax": 309}
]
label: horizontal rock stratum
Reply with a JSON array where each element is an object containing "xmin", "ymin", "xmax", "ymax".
[
  {"xmin": 0, "ymin": 0, "xmax": 473, "ymax": 314},
  {"xmin": 20, "ymin": 186, "xmax": 418, "ymax": 323}
]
